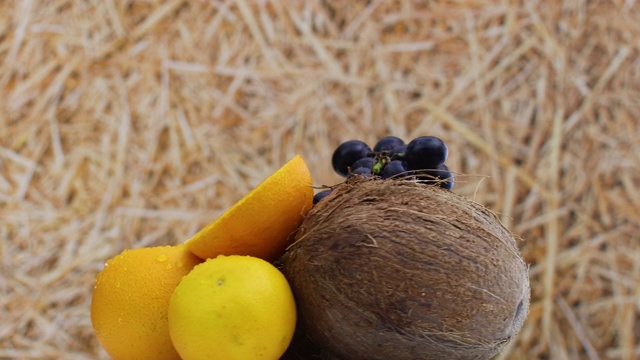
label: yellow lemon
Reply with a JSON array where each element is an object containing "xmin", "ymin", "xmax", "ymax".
[
  {"xmin": 90, "ymin": 245, "xmax": 202, "ymax": 360},
  {"xmin": 168, "ymin": 255, "xmax": 297, "ymax": 360}
]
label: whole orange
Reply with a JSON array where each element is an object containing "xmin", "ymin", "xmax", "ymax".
[
  {"xmin": 168, "ymin": 255, "xmax": 297, "ymax": 360},
  {"xmin": 90, "ymin": 245, "xmax": 202, "ymax": 360}
]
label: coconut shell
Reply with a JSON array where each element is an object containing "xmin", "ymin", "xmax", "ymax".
[{"xmin": 281, "ymin": 179, "xmax": 530, "ymax": 360}]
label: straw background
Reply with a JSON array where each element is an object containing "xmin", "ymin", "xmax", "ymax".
[{"xmin": 1, "ymin": 1, "xmax": 639, "ymax": 359}]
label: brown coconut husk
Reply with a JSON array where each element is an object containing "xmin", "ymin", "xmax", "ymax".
[{"xmin": 282, "ymin": 179, "xmax": 530, "ymax": 360}]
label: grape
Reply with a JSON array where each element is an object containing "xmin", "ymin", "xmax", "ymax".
[
  {"xmin": 349, "ymin": 167, "xmax": 372, "ymax": 178},
  {"xmin": 405, "ymin": 136, "xmax": 448, "ymax": 170},
  {"xmin": 381, "ymin": 160, "xmax": 410, "ymax": 179},
  {"xmin": 313, "ymin": 189, "xmax": 333, "ymax": 204},
  {"xmin": 389, "ymin": 144, "xmax": 407, "ymax": 160},
  {"xmin": 373, "ymin": 136, "xmax": 404, "ymax": 153},
  {"xmin": 351, "ymin": 157, "xmax": 375, "ymax": 171},
  {"xmin": 332, "ymin": 140, "xmax": 372, "ymax": 177},
  {"xmin": 330, "ymin": 136, "xmax": 453, "ymax": 189},
  {"xmin": 419, "ymin": 164, "xmax": 454, "ymax": 190}
]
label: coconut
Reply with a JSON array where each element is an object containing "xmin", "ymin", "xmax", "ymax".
[{"xmin": 281, "ymin": 179, "xmax": 530, "ymax": 360}]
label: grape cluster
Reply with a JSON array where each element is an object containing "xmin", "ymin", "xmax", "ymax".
[{"xmin": 314, "ymin": 136, "xmax": 454, "ymax": 204}]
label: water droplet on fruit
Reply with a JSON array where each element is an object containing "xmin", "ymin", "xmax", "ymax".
[
  {"xmin": 166, "ymin": 264, "xmax": 173, "ymax": 270},
  {"xmin": 157, "ymin": 254, "xmax": 168, "ymax": 262}
]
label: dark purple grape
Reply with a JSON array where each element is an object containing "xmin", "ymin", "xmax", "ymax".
[
  {"xmin": 349, "ymin": 167, "xmax": 372, "ymax": 178},
  {"xmin": 419, "ymin": 164, "xmax": 454, "ymax": 190},
  {"xmin": 313, "ymin": 189, "xmax": 333, "ymax": 204},
  {"xmin": 373, "ymin": 136, "xmax": 404, "ymax": 153},
  {"xmin": 381, "ymin": 160, "xmax": 410, "ymax": 179},
  {"xmin": 405, "ymin": 136, "xmax": 448, "ymax": 170},
  {"xmin": 332, "ymin": 140, "xmax": 372, "ymax": 177},
  {"xmin": 389, "ymin": 144, "xmax": 407, "ymax": 160},
  {"xmin": 351, "ymin": 157, "xmax": 375, "ymax": 171}
]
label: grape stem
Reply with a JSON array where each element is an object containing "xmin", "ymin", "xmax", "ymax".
[{"xmin": 372, "ymin": 156, "xmax": 389, "ymax": 174}]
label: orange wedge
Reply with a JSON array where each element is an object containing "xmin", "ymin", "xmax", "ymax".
[{"xmin": 185, "ymin": 155, "xmax": 314, "ymax": 262}]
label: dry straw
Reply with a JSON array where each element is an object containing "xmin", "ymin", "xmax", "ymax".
[{"xmin": 0, "ymin": 1, "xmax": 638, "ymax": 359}]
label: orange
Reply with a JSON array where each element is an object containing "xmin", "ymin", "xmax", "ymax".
[
  {"xmin": 168, "ymin": 255, "xmax": 297, "ymax": 360},
  {"xmin": 90, "ymin": 245, "xmax": 202, "ymax": 360},
  {"xmin": 185, "ymin": 155, "xmax": 313, "ymax": 262}
]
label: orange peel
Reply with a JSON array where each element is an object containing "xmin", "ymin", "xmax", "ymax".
[{"xmin": 185, "ymin": 155, "xmax": 313, "ymax": 262}]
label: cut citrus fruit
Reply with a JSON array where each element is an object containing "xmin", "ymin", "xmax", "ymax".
[
  {"xmin": 90, "ymin": 245, "xmax": 202, "ymax": 360},
  {"xmin": 185, "ymin": 155, "xmax": 313, "ymax": 262},
  {"xmin": 168, "ymin": 255, "xmax": 297, "ymax": 360}
]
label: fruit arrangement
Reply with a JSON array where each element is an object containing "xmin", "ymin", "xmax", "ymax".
[
  {"xmin": 91, "ymin": 139, "xmax": 529, "ymax": 360},
  {"xmin": 91, "ymin": 155, "xmax": 313, "ymax": 360}
]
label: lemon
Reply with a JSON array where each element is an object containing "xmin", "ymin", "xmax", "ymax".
[{"xmin": 168, "ymin": 255, "xmax": 297, "ymax": 360}]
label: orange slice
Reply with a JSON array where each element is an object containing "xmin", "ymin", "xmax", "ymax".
[{"xmin": 185, "ymin": 155, "xmax": 314, "ymax": 262}]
